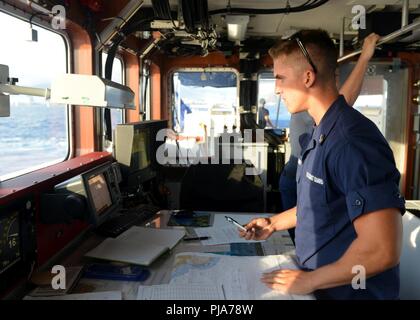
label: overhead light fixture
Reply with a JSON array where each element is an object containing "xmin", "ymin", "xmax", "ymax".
[
  {"xmin": 225, "ymin": 15, "xmax": 249, "ymax": 42},
  {"xmin": 50, "ymin": 74, "xmax": 135, "ymax": 109},
  {"xmin": 0, "ymin": 64, "xmax": 135, "ymax": 117}
]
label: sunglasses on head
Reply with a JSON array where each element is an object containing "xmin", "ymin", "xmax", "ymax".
[{"xmin": 289, "ymin": 35, "xmax": 318, "ymax": 74}]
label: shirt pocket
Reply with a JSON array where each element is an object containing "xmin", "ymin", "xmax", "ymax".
[{"xmin": 297, "ymin": 170, "xmax": 334, "ymax": 236}]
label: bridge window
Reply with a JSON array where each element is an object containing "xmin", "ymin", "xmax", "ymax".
[
  {"xmin": 0, "ymin": 11, "xmax": 69, "ymax": 180},
  {"xmin": 258, "ymin": 72, "xmax": 291, "ymax": 129},
  {"xmin": 169, "ymin": 69, "xmax": 238, "ymax": 161},
  {"xmin": 352, "ymin": 76, "xmax": 388, "ymax": 135},
  {"xmin": 102, "ymin": 53, "xmax": 124, "ymax": 131},
  {"xmin": 172, "ymin": 70, "xmax": 239, "ymax": 136}
]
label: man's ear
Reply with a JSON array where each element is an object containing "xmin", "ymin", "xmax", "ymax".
[{"xmin": 304, "ymin": 70, "xmax": 316, "ymax": 88}]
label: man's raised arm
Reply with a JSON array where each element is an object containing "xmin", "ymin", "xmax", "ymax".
[{"xmin": 339, "ymin": 33, "xmax": 380, "ymax": 106}]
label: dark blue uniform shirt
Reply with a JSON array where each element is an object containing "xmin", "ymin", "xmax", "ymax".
[{"xmin": 295, "ymin": 95, "xmax": 405, "ymax": 300}]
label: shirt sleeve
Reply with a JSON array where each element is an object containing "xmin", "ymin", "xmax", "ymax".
[
  {"xmin": 263, "ymin": 109, "xmax": 269, "ymax": 117},
  {"xmin": 332, "ymin": 138, "xmax": 405, "ymax": 222}
]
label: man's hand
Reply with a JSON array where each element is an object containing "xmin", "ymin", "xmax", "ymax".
[
  {"xmin": 360, "ymin": 33, "xmax": 380, "ymax": 62},
  {"xmin": 239, "ymin": 217, "xmax": 274, "ymax": 240},
  {"xmin": 261, "ymin": 269, "xmax": 315, "ymax": 295}
]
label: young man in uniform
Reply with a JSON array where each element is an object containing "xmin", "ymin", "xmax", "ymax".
[
  {"xmin": 241, "ymin": 29, "xmax": 405, "ymax": 299},
  {"xmin": 279, "ymin": 33, "xmax": 380, "ymax": 244}
]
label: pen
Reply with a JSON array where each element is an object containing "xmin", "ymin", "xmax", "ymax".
[
  {"xmin": 225, "ymin": 216, "xmax": 247, "ymax": 232},
  {"xmin": 183, "ymin": 236, "xmax": 210, "ymax": 241}
]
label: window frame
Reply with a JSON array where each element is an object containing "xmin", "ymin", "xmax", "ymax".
[
  {"xmin": 100, "ymin": 51, "xmax": 126, "ymax": 121},
  {"xmin": 140, "ymin": 60, "xmax": 151, "ymax": 121},
  {"xmin": 100, "ymin": 51, "xmax": 126, "ymax": 150},
  {"xmin": 0, "ymin": 4, "xmax": 73, "ymax": 181},
  {"xmin": 168, "ymin": 67, "xmax": 240, "ymax": 131}
]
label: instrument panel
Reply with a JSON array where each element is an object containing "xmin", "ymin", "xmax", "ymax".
[
  {"xmin": 0, "ymin": 198, "xmax": 36, "ymax": 297},
  {"xmin": 0, "ymin": 211, "xmax": 21, "ymax": 274}
]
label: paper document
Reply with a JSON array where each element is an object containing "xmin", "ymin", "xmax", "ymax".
[
  {"xmin": 195, "ymin": 226, "xmax": 264, "ymax": 245},
  {"xmin": 261, "ymin": 231, "xmax": 295, "ymax": 255},
  {"xmin": 193, "ymin": 213, "xmax": 272, "ymax": 245},
  {"xmin": 170, "ymin": 252, "xmax": 314, "ymax": 300},
  {"xmin": 137, "ymin": 284, "xmax": 225, "ymax": 300},
  {"xmin": 210, "ymin": 213, "xmax": 272, "ymax": 229},
  {"xmin": 24, "ymin": 291, "xmax": 122, "ymax": 300}
]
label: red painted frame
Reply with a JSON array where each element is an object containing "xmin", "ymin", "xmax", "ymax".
[{"xmin": 0, "ymin": 152, "xmax": 112, "ymax": 265}]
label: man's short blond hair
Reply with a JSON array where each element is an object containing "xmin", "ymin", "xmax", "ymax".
[{"xmin": 269, "ymin": 29, "xmax": 338, "ymax": 81}]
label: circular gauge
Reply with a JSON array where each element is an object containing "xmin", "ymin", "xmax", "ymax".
[{"xmin": 0, "ymin": 211, "xmax": 21, "ymax": 274}]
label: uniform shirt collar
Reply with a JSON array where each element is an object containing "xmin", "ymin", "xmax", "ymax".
[{"xmin": 312, "ymin": 95, "xmax": 347, "ymax": 145}]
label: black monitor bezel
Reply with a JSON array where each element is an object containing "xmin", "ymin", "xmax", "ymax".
[{"xmin": 82, "ymin": 162, "xmax": 120, "ymax": 226}]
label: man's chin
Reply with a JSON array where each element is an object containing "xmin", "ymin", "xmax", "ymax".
[
  {"xmin": 286, "ymin": 106, "xmax": 298, "ymax": 114},
  {"xmin": 287, "ymin": 105, "xmax": 306, "ymax": 114}
]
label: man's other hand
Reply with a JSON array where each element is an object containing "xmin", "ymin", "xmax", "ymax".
[
  {"xmin": 360, "ymin": 33, "xmax": 380, "ymax": 62},
  {"xmin": 261, "ymin": 269, "xmax": 315, "ymax": 295}
]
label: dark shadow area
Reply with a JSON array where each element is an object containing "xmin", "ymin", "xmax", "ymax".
[{"xmin": 179, "ymin": 162, "xmax": 264, "ymax": 212}]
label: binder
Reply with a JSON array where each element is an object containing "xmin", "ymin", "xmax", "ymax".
[{"xmin": 85, "ymin": 226, "xmax": 185, "ymax": 266}]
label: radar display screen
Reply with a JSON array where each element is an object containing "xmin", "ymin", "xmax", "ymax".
[
  {"xmin": 0, "ymin": 211, "xmax": 21, "ymax": 274},
  {"xmin": 87, "ymin": 173, "xmax": 112, "ymax": 216}
]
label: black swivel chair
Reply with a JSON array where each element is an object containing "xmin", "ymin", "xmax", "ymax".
[{"xmin": 179, "ymin": 162, "xmax": 265, "ymax": 212}]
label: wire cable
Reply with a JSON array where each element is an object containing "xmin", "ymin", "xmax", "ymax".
[
  {"xmin": 103, "ymin": 18, "xmax": 154, "ymax": 142},
  {"xmin": 209, "ymin": 0, "xmax": 329, "ymax": 15},
  {"xmin": 29, "ymin": 11, "xmax": 49, "ymax": 27}
]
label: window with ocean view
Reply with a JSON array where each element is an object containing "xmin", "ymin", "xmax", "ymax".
[
  {"xmin": 0, "ymin": 11, "xmax": 69, "ymax": 180},
  {"xmin": 172, "ymin": 70, "xmax": 238, "ymax": 136},
  {"xmin": 258, "ymin": 72, "xmax": 291, "ymax": 129}
]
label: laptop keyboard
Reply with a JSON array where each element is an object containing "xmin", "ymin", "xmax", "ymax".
[{"xmin": 95, "ymin": 204, "xmax": 161, "ymax": 238}]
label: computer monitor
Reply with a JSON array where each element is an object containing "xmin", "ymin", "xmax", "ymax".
[
  {"xmin": 114, "ymin": 120, "xmax": 168, "ymax": 186},
  {"xmin": 53, "ymin": 162, "xmax": 121, "ymax": 225},
  {"xmin": 86, "ymin": 172, "xmax": 113, "ymax": 217}
]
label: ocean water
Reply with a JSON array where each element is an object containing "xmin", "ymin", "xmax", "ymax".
[{"xmin": 0, "ymin": 104, "xmax": 68, "ymax": 179}]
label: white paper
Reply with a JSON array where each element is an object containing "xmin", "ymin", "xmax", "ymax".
[
  {"xmin": 195, "ymin": 226, "xmax": 264, "ymax": 245},
  {"xmin": 169, "ymin": 252, "xmax": 315, "ymax": 300},
  {"xmin": 210, "ymin": 213, "xmax": 272, "ymax": 229},
  {"xmin": 137, "ymin": 284, "xmax": 225, "ymax": 300},
  {"xmin": 261, "ymin": 231, "xmax": 295, "ymax": 255},
  {"xmin": 193, "ymin": 212, "xmax": 272, "ymax": 245}
]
